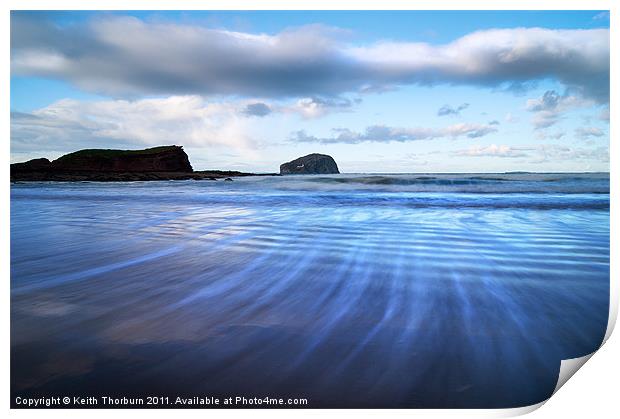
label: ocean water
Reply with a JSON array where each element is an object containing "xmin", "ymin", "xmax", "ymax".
[{"xmin": 11, "ymin": 173, "xmax": 610, "ymax": 408}]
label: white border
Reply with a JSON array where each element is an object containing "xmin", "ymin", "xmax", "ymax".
[{"xmin": 2, "ymin": 1, "xmax": 616, "ymax": 417}]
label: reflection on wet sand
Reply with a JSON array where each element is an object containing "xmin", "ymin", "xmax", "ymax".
[{"xmin": 11, "ymin": 175, "xmax": 609, "ymax": 408}]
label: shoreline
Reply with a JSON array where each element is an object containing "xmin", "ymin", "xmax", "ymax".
[
  {"xmin": 10, "ymin": 170, "xmax": 280, "ymax": 182},
  {"xmin": 10, "ymin": 171, "xmax": 610, "ymax": 183}
]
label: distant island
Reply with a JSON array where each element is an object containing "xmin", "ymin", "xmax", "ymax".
[
  {"xmin": 280, "ymin": 153, "xmax": 339, "ymax": 175},
  {"xmin": 10, "ymin": 146, "xmax": 340, "ymax": 181}
]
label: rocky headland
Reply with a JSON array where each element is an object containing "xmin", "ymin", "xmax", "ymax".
[{"xmin": 11, "ymin": 146, "xmax": 273, "ymax": 182}]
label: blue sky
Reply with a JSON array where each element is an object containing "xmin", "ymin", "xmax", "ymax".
[{"xmin": 10, "ymin": 10, "xmax": 610, "ymax": 172}]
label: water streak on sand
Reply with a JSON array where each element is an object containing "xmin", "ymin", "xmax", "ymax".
[{"xmin": 11, "ymin": 173, "xmax": 609, "ymax": 408}]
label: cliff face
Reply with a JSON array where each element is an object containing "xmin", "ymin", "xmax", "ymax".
[
  {"xmin": 280, "ymin": 153, "xmax": 339, "ymax": 175},
  {"xmin": 10, "ymin": 158, "xmax": 52, "ymax": 172},
  {"xmin": 50, "ymin": 146, "xmax": 192, "ymax": 172}
]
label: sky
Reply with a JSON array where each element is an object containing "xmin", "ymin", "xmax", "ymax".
[{"xmin": 10, "ymin": 10, "xmax": 610, "ymax": 173}]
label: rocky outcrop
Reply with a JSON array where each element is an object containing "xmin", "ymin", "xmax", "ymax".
[
  {"xmin": 50, "ymin": 145, "xmax": 192, "ymax": 172},
  {"xmin": 280, "ymin": 153, "xmax": 339, "ymax": 175}
]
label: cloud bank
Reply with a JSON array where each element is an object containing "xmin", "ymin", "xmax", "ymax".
[
  {"xmin": 455, "ymin": 144, "xmax": 531, "ymax": 158},
  {"xmin": 292, "ymin": 123, "xmax": 498, "ymax": 144},
  {"xmin": 11, "ymin": 14, "xmax": 609, "ymax": 101},
  {"xmin": 11, "ymin": 96, "xmax": 263, "ymax": 155},
  {"xmin": 453, "ymin": 144, "xmax": 608, "ymax": 163}
]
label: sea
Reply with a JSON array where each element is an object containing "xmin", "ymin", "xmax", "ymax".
[{"xmin": 10, "ymin": 173, "xmax": 610, "ymax": 408}]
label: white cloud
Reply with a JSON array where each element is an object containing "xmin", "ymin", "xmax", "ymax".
[
  {"xmin": 11, "ymin": 14, "xmax": 609, "ymax": 101},
  {"xmin": 575, "ymin": 126, "xmax": 606, "ymax": 139},
  {"xmin": 346, "ymin": 27, "xmax": 609, "ymax": 102},
  {"xmin": 282, "ymin": 97, "xmax": 358, "ymax": 119},
  {"xmin": 525, "ymin": 90, "xmax": 592, "ymax": 129},
  {"xmin": 535, "ymin": 131, "xmax": 566, "ymax": 140},
  {"xmin": 10, "ymin": 92, "xmax": 376, "ymax": 160},
  {"xmin": 11, "ymin": 96, "xmax": 263, "ymax": 155},
  {"xmin": 444, "ymin": 123, "xmax": 498, "ymax": 138},
  {"xmin": 437, "ymin": 103, "xmax": 469, "ymax": 116},
  {"xmin": 453, "ymin": 143, "xmax": 609, "ymax": 163},
  {"xmin": 455, "ymin": 144, "xmax": 532, "ymax": 158},
  {"xmin": 533, "ymin": 144, "xmax": 609, "ymax": 163},
  {"xmin": 292, "ymin": 122, "xmax": 498, "ymax": 144},
  {"xmin": 504, "ymin": 112, "xmax": 519, "ymax": 123},
  {"xmin": 593, "ymin": 11, "xmax": 610, "ymax": 21}
]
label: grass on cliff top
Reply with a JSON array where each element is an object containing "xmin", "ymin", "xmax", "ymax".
[{"xmin": 54, "ymin": 146, "xmax": 182, "ymax": 162}]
